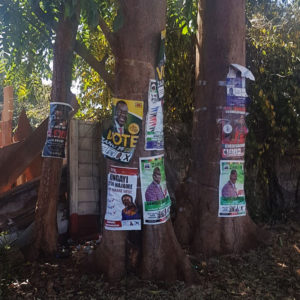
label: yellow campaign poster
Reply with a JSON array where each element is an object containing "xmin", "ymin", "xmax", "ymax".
[{"xmin": 102, "ymin": 98, "xmax": 144, "ymax": 163}]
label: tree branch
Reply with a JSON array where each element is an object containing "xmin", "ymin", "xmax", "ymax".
[
  {"xmin": 31, "ymin": 0, "xmax": 58, "ymax": 31},
  {"xmin": 98, "ymin": 16, "xmax": 117, "ymax": 54},
  {"xmin": 74, "ymin": 41, "xmax": 115, "ymax": 92}
]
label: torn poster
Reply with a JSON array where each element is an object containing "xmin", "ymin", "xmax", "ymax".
[
  {"xmin": 155, "ymin": 29, "xmax": 166, "ymax": 101},
  {"xmin": 226, "ymin": 64, "xmax": 254, "ymax": 107},
  {"xmin": 221, "ymin": 107, "xmax": 248, "ymax": 159},
  {"xmin": 105, "ymin": 166, "xmax": 141, "ymax": 230},
  {"xmin": 42, "ymin": 102, "xmax": 73, "ymax": 158},
  {"xmin": 140, "ymin": 154, "xmax": 171, "ymax": 225},
  {"xmin": 145, "ymin": 79, "xmax": 164, "ymax": 150},
  {"xmin": 219, "ymin": 160, "xmax": 246, "ymax": 217},
  {"xmin": 102, "ymin": 98, "xmax": 143, "ymax": 163}
]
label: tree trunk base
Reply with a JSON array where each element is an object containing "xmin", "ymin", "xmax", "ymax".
[
  {"xmin": 140, "ymin": 220, "xmax": 198, "ymax": 284},
  {"xmin": 90, "ymin": 230, "xmax": 127, "ymax": 282},
  {"xmin": 190, "ymin": 186, "xmax": 271, "ymax": 257}
]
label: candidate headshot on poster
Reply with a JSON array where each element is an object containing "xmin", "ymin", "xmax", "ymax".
[{"xmin": 102, "ymin": 98, "xmax": 143, "ymax": 163}]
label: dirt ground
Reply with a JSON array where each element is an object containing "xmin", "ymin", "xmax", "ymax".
[{"xmin": 2, "ymin": 218, "xmax": 300, "ymax": 299}]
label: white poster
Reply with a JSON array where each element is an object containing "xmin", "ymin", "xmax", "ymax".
[
  {"xmin": 105, "ymin": 166, "xmax": 141, "ymax": 230},
  {"xmin": 145, "ymin": 79, "xmax": 164, "ymax": 150}
]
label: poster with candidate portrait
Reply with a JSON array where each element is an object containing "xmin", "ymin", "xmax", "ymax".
[
  {"xmin": 219, "ymin": 160, "xmax": 246, "ymax": 217},
  {"xmin": 104, "ymin": 166, "xmax": 141, "ymax": 230},
  {"xmin": 145, "ymin": 79, "xmax": 164, "ymax": 150},
  {"xmin": 102, "ymin": 98, "xmax": 143, "ymax": 163},
  {"xmin": 42, "ymin": 102, "xmax": 73, "ymax": 158},
  {"xmin": 139, "ymin": 154, "xmax": 171, "ymax": 225},
  {"xmin": 221, "ymin": 107, "xmax": 248, "ymax": 159}
]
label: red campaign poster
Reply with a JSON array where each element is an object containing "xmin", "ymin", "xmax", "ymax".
[{"xmin": 221, "ymin": 107, "xmax": 248, "ymax": 159}]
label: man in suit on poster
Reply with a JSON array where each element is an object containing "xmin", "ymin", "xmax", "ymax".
[
  {"xmin": 145, "ymin": 167, "xmax": 166, "ymax": 202},
  {"xmin": 221, "ymin": 169, "xmax": 239, "ymax": 198}
]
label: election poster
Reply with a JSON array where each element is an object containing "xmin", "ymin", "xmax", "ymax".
[
  {"xmin": 145, "ymin": 79, "xmax": 164, "ymax": 150},
  {"xmin": 155, "ymin": 29, "xmax": 166, "ymax": 101},
  {"xmin": 42, "ymin": 102, "xmax": 73, "ymax": 158},
  {"xmin": 104, "ymin": 166, "xmax": 141, "ymax": 230},
  {"xmin": 219, "ymin": 160, "xmax": 246, "ymax": 217},
  {"xmin": 221, "ymin": 107, "xmax": 248, "ymax": 159},
  {"xmin": 226, "ymin": 64, "xmax": 254, "ymax": 107},
  {"xmin": 139, "ymin": 154, "xmax": 171, "ymax": 225},
  {"xmin": 102, "ymin": 98, "xmax": 143, "ymax": 163}
]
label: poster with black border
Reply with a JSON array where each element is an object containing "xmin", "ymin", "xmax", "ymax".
[
  {"xmin": 219, "ymin": 160, "xmax": 246, "ymax": 217},
  {"xmin": 145, "ymin": 79, "xmax": 164, "ymax": 150},
  {"xmin": 140, "ymin": 154, "xmax": 171, "ymax": 225},
  {"xmin": 104, "ymin": 166, "xmax": 141, "ymax": 230},
  {"xmin": 102, "ymin": 98, "xmax": 143, "ymax": 163},
  {"xmin": 42, "ymin": 102, "xmax": 73, "ymax": 158}
]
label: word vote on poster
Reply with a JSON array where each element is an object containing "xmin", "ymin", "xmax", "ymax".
[
  {"xmin": 105, "ymin": 166, "xmax": 141, "ymax": 230},
  {"xmin": 102, "ymin": 98, "xmax": 143, "ymax": 163},
  {"xmin": 140, "ymin": 154, "xmax": 171, "ymax": 225},
  {"xmin": 155, "ymin": 29, "xmax": 166, "ymax": 101}
]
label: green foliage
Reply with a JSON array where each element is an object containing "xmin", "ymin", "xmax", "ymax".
[
  {"xmin": 165, "ymin": 0, "xmax": 197, "ymax": 124},
  {"xmin": 74, "ymin": 1, "xmax": 116, "ymax": 121},
  {"xmin": 245, "ymin": 0, "xmax": 300, "ymax": 221},
  {"xmin": 0, "ymin": 0, "xmax": 117, "ymax": 124},
  {"xmin": 164, "ymin": 0, "xmax": 197, "ymax": 164}
]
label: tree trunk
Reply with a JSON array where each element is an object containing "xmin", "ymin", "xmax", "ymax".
[
  {"xmin": 93, "ymin": 0, "xmax": 196, "ymax": 283},
  {"xmin": 30, "ymin": 8, "xmax": 79, "ymax": 258},
  {"xmin": 175, "ymin": 0, "xmax": 265, "ymax": 256}
]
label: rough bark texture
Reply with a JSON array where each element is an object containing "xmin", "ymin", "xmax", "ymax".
[
  {"xmin": 93, "ymin": 0, "xmax": 196, "ymax": 283},
  {"xmin": 30, "ymin": 8, "xmax": 79, "ymax": 258},
  {"xmin": 175, "ymin": 0, "xmax": 266, "ymax": 256}
]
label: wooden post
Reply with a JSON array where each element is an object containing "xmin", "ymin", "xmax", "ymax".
[{"xmin": 2, "ymin": 86, "xmax": 14, "ymax": 147}]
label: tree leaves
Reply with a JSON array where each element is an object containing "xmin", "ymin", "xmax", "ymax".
[{"xmin": 112, "ymin": 7, "xmax": 124, "ymax": 32}]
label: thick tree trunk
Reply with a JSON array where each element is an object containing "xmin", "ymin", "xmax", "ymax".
[
  {"xmin": 30, "ymin": 8, "xmax": 79, "ymax": 258},
  {"xmin": 175, "ymin": 0, "xmax": 265, "ymax": 256},
  {"xmin": 93, "ymin": 0, "xmax": 196, "ymax": 283}
]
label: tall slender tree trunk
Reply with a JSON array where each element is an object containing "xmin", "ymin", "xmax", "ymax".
[
  {"xmin": 175, "ymin": 0, "xmax": 265, "ymax": 256},
  {"xmin": 93, "ymin": 0, "xmax": 196, "ymax": 283},
  {"xmin": 31, "ymin": 8, "xmax": 79, "ymax": 258}
]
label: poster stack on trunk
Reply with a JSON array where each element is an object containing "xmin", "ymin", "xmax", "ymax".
[
  {"xmin": 101, "ymin": 30, "xmax": 170, "ymax": 230},
  {"xmin": 218, "ymin": 64, "xmax": 254, "ymax": 217}
]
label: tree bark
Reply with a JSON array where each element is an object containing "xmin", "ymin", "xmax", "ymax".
[
  {"xmin": 30, "ymin": 7, "xmax": 79, "ymax": 258},
  {"xmin": 92, "ymin": 0, "xmax": 196, "ymax": 283},
  {"xmin": 175, "ymin": 0, "xmax": 266, "ymax": 256}
]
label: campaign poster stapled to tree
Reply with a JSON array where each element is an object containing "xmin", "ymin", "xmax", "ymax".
[
  {"xmin": 226, "ymin": 64, "xmax": 254, "ymax": 107},
  {"xmin": 145, "ymin": 79, "xmax": 164, "ymax": 150},
  {"xmin": 221, "ymin": 107, "xmax": 248, "ymax": 159},
  {"xmin": 155, "ymin": 29, "xmax": 166, "ymax": 101},
  {"xmin": 104, "ymin": 166, "xmax": 141, "ymax": 230},
  {"xmin": 42, "ymin": 102, "xmax": 73, "ymax": 158},
  {"xmin": 219, "ymin": 160, "xmax": 246, "ymax": 217},
  {"xmin": 139, "ymin": 154, "xmax": 171, "ymax": 225},
  {"xmin": 102, "ymin": 98, "xmax": 143, "ymax": 163}
]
